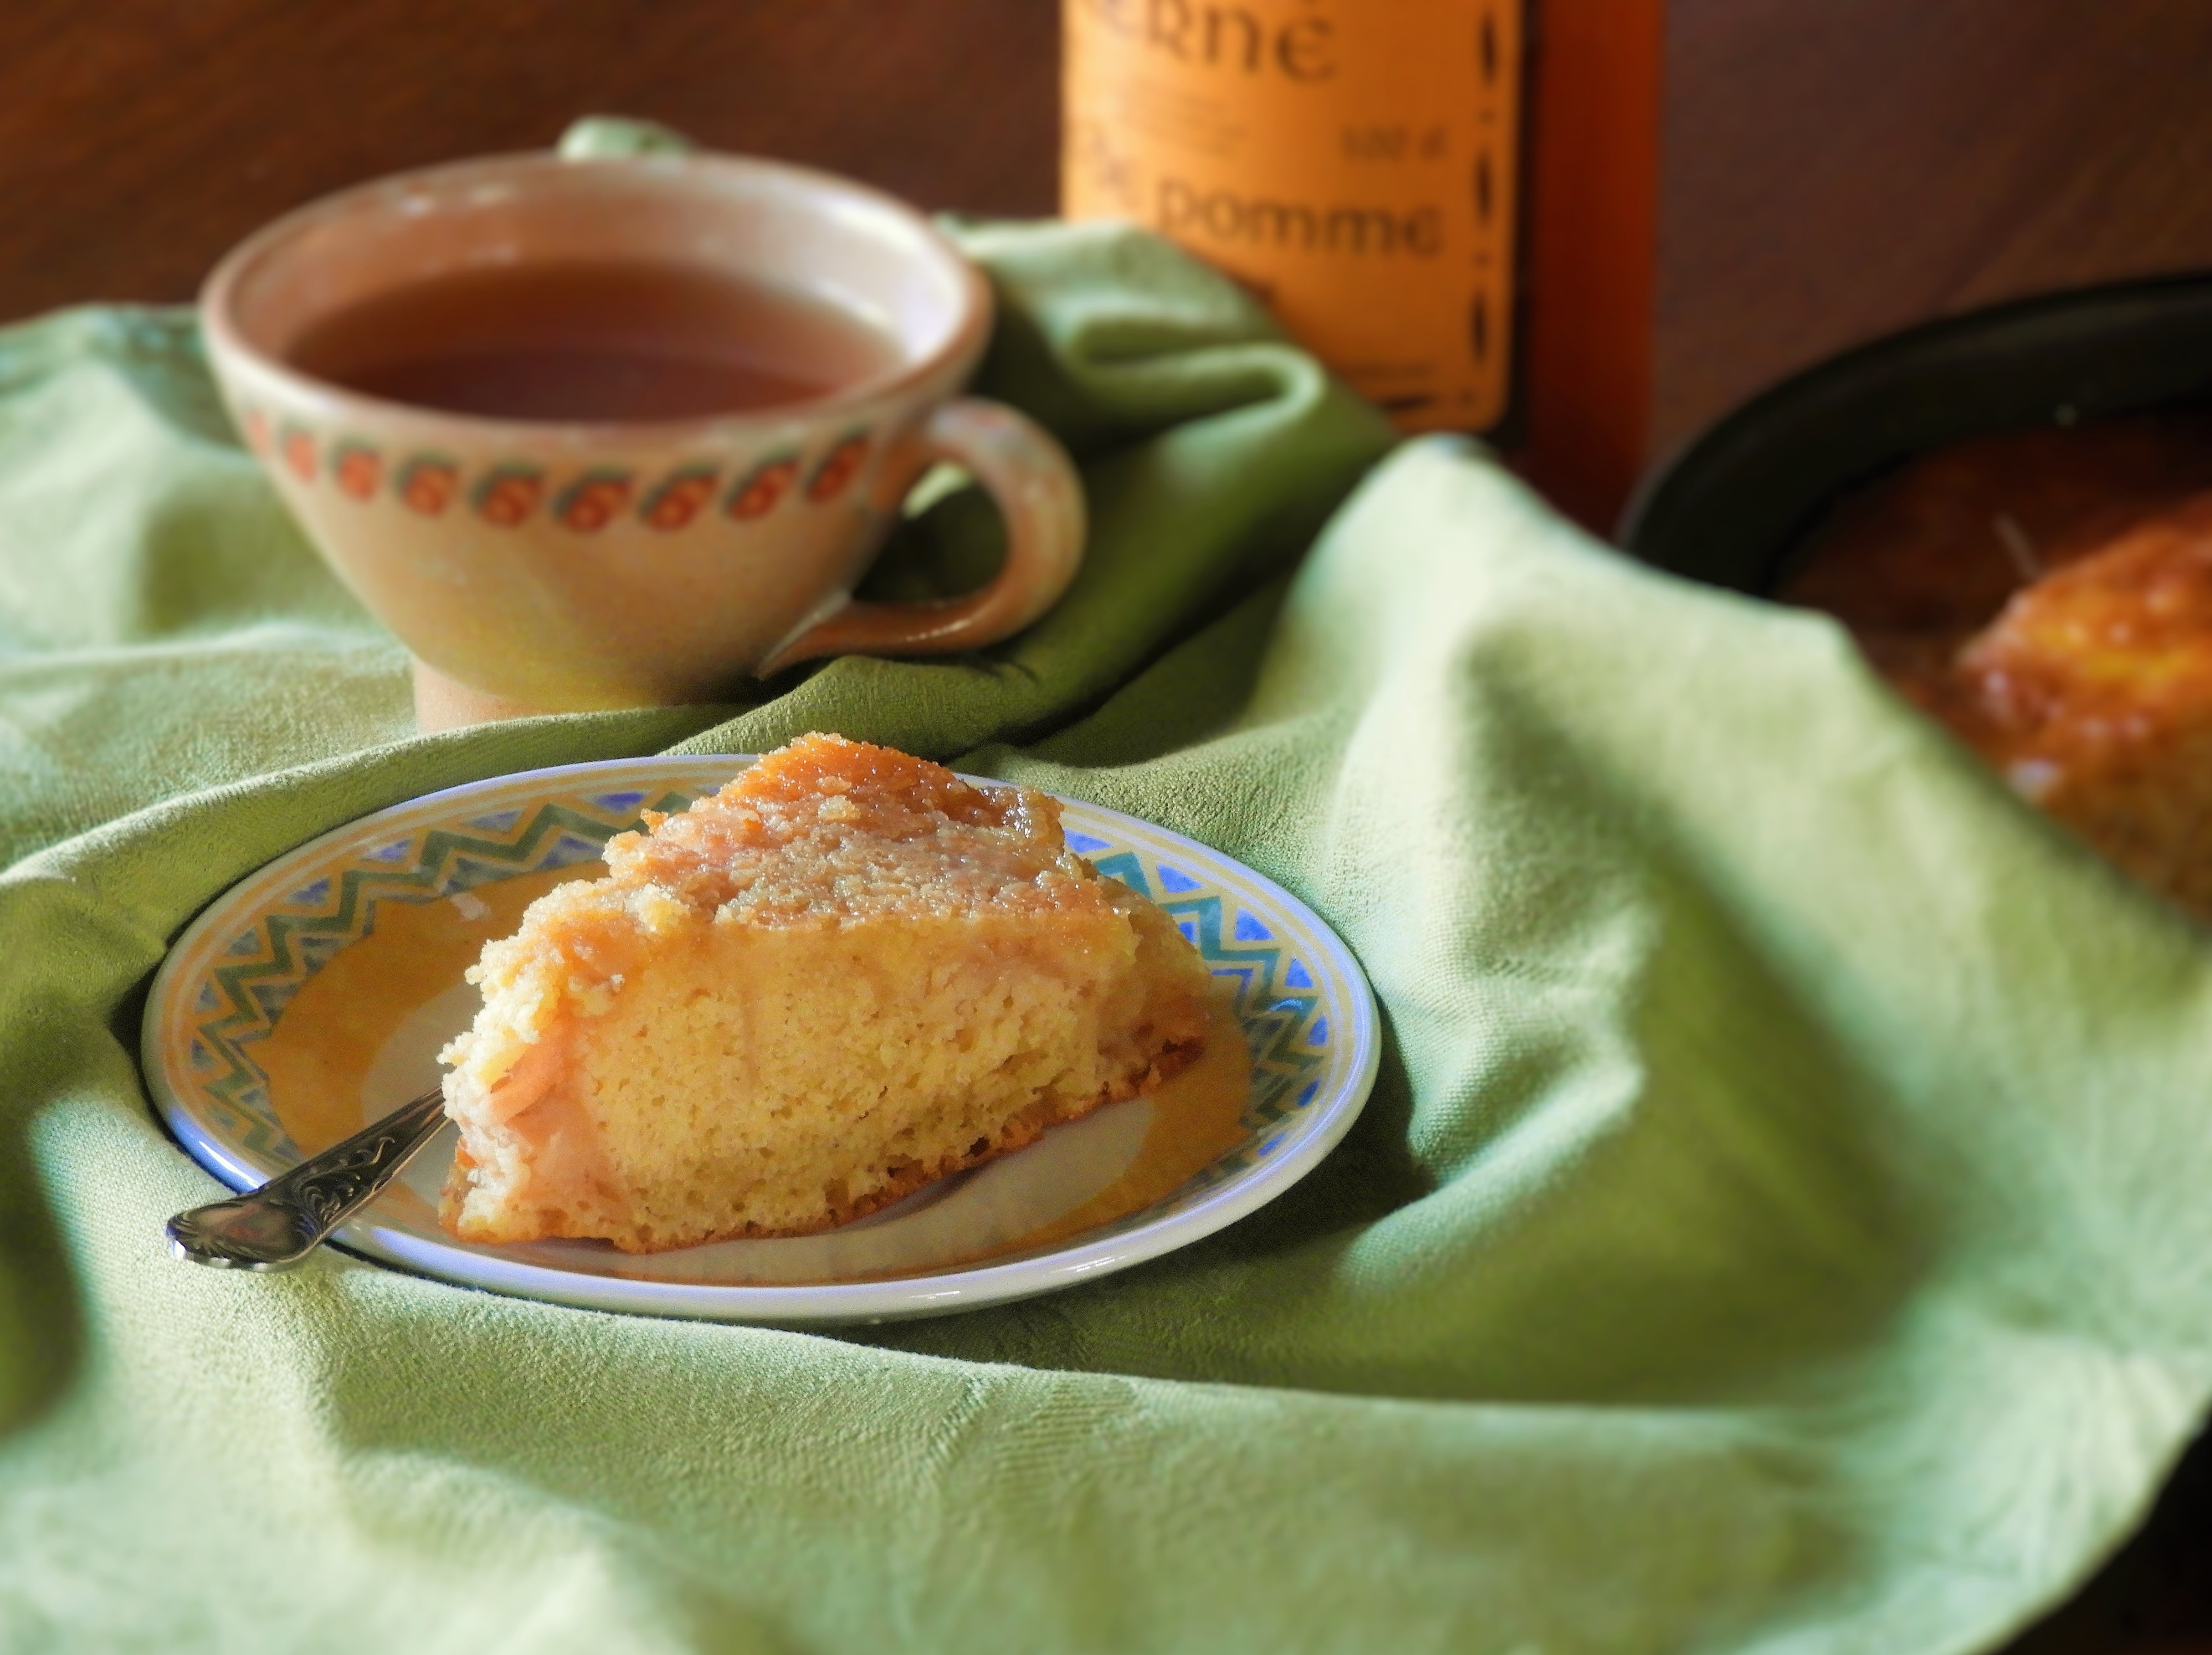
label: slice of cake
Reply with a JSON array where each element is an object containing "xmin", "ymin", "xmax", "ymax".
[{"xmin": 437, "ymin": 733, "xmax": 1214, "ymax": 1252}]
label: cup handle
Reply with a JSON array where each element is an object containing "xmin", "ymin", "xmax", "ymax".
[{"xmin": 760, "ymin": 399, "xmax": 1087, "ymax": 675}]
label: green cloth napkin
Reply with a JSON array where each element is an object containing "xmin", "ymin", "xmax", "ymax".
[{"xmin": 3, "ymin": 218, "xmax": 2210, "ymax": 1655}]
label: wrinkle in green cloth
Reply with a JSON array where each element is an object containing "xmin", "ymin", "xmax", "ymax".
[{"xmin": 0, "ymin": 219, "xmax": 2208, "ymax": 1654}]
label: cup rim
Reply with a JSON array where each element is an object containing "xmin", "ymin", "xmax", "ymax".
[{"xmin": 198, "ymin": 148, "xmax": 993, "ymax": 445}]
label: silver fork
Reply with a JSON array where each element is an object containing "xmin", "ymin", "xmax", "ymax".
[{"xmin": 166, "ymin": 1087, "xmax": 448, "ymax": 1271}]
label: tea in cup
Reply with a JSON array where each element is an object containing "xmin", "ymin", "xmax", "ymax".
[{"xmin": 199, "ymin": 127, "xmax": 1084, "ymax": 729}]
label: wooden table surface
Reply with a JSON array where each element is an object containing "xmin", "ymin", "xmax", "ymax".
[{"xmin": 4, "ymin": 3, "xmax": 2209, "ymax": 1647}]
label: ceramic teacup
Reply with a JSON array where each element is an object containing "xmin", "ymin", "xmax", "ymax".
[{"xmin": 199, "ymin": 124, "xmax": 1084, "ymax": 729}]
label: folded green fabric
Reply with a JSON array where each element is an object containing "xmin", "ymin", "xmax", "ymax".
[{"xmin": 2, "ymin": 218, "xmax": 2209, "ymax": 1654}]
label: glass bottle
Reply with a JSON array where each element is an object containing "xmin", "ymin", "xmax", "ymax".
[{"xmin": 1061, "ymin": 0, "xmax": 1665, "ymax": 530}]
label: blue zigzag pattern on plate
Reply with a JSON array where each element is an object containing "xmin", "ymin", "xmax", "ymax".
[
  {"xmin": 1089, "ymin": 840, "xmax": 1336, "ymax": 1218},
  {"xmin": 1092, "ymin": 852, "xmax": 1329, "ymax": 1119},
  {"xmin": 1162, "ymin": 892, "xmax": 1324, "ymax": 1120},
  {"xmin": 187, "ymin": 790, "xmax": 695, "ymax": 1158}
]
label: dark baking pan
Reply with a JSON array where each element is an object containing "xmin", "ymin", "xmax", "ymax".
[{"xmin": 1619, "ymin": 274, "xmax": 2212, "ymax": 591}]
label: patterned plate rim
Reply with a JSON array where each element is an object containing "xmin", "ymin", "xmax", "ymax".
[{"xmin": 142, "ymin": 756, "xmax": 1381, "ymax": 1324}]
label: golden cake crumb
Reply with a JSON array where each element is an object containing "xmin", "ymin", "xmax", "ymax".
[
  {"xmin": 1902, "ymin": 493, "xmax": 2212, "ymax": 920},
  {"xmin": 437, "ymin": 733, "xmax": 1214, "ymax": 1252}
]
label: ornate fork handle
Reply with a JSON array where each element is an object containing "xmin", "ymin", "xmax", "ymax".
[{"xmin": 166, "ymin": 1087, "xmax": 449, "ymax": 1271}]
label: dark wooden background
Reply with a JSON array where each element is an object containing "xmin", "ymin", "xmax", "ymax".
[
  {"xmin": 9, "ymin": 0, "xmax": 2212, "ymax": 465},
  {"xmin": 4, "ymin": 3, "xmax": 2210, "ymax": 1647},
  {"xmin": 1653, "ymin": 0, "xmax": 2212, "ymax": 458}
]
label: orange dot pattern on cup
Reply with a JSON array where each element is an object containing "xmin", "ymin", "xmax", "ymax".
[
  {"xmin": 235, "ymin": 406, "xmax": 873, "ymax": 532},
  {"xmin": 332, "ymin": 443, "xmax": 383, "ymax": 502},
  {"xmin": 397, "ymin": 456, "xmax": 460, "ymax": 516},
  {"xmin": 280, "ymin": 425, "xmax": 318, "ymax": 483},
  {"xmin": 805, "ymin": 434, "xmax": 871, "ymax": 502},
  {"xmin": 641, "ymin": 466, "xmax": 720, "ymax": 531},
  {"xmin": 726, "ymin": 455, "xmax": 800, "ymax": 521},
  {"xmin": 473, "ymin": 466, "xmax": 545, "ymax": 528},
  {"xmin": 554, "ymin": 471, "xmax": 634, "ymax": 533}
]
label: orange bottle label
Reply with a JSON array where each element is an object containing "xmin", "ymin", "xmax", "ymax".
[{"xmin": 1062, "ymin": 0, "xmax": 1521, "ymax": 433}]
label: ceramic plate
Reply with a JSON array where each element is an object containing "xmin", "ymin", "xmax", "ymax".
[{"xmin": 143, "ymin": 757, "xmax": 1379, "ymax": 1323}]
